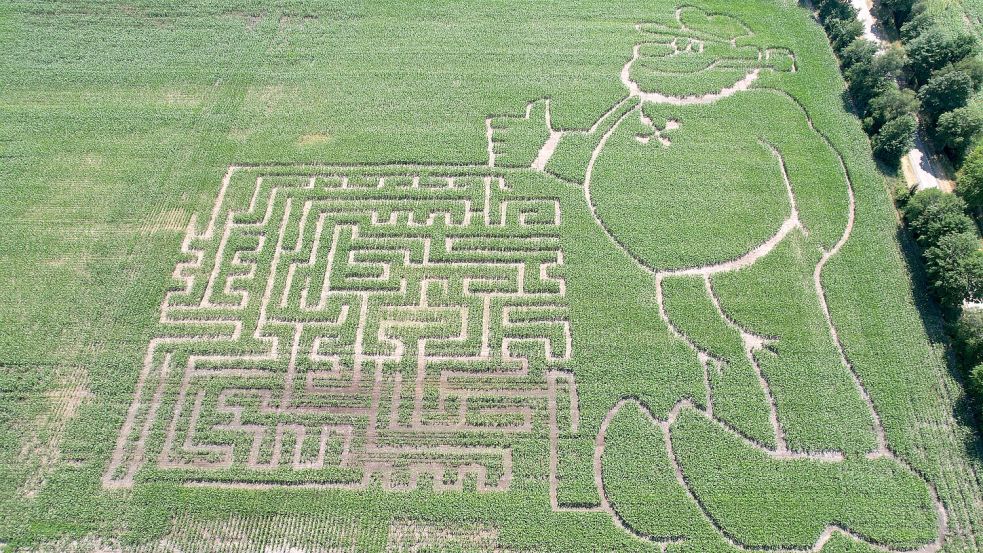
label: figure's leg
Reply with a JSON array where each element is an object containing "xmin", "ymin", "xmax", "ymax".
[
  {"xmin": 660, "ymin": 274, "xmax": 776, "ymax": 448},
  {"xmin": 599, "ymin": 401, "xmax": 724, "ymax": 549},
  {"xmin": 659, "ymin": 232, "xmax": 939, "ymax": 549},
  {"xmin": 524, "ymin": 165, "xmax": 708, "ymax": 510},
  {"xmin": 710, "ymin": 230, "xmax": 877, "ymax": 455},
  {"xmin": 666, "ymin": 406, "xmax": 939, "ymax": 550}
]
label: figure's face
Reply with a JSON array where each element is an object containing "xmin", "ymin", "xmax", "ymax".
[{"xmin": 628, "ymin": 7, "xmax": 795, "ymax": 98}]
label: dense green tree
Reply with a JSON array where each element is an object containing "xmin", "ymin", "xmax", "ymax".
[
  {"xmin": 900, "ymin": 9, "xmax": 933, "ymax": 41},
  {"xmin": 961, "ymin": 251, "xmax": 983, "ymax": 302},
  {"xmin": 937, "ymin": 107, "xmax": 983, "ymax": 159},
  {"xmin": 957, "ymin": 144, "xmax": 983, "ymax": 210},
  {"xmin": 906, "ymin": 29, "xmax": 977, "ymax": 86},
  {"xmin": 828, "ymin": 17, "xmax": 864, "ymax": 53},
  {"xmin": 818, "ymin": 0, "xmax": 856, "ymax": 23},
  {"xmin": 840, "ymin": 38, "xmax": 878, "ymax": 71},
  {"xmin": 924, "ymin": 231, "xmax": 983, "ymax": 308},
  {"xmin": 863, "ymin": 85, "xmax": 919, "ymax": 134},
  {"xmin": 847, "ymin": 47, "xmax": 905, "ymax": 109},
  {"xmin": 952, "ymin": 309, "xmax": 983, "ymax": 365},
  {"xmin": 904, "ymin": 188, "xmax": 970, "ymax": 238},
  {"xmin": 903, "ymin": 188, "xmax": 947, "ymax": 223},
  {"xmin": 872, "ymin": 114, "xmax": 917, "ymax": 165},
  {"xmin": 931, "ymin": 60, "xmax": 983, "ymax": 93},
  {"xmin": 954, "ymin": 57, "xmax": 983, "ymax": 91},
  {"xmin": 919, "ymin": 206, "xmax": 976, "ymax": 246},
  {"xmin": 970, "ymin": 363, "xmax": 983, "ymax": 410},
  {"xmin": 904, "ymin": 187, "xmax": 973, "ymax": 246},
  {"xmin": 877, "ymin": 0, "xmax": 916, "ymax": 31},
  {"xmin": 918, "ymin": 70, "xmax": 973, "ymax": 121}
]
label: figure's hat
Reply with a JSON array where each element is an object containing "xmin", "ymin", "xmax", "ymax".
[{"xmin": 627, "ymin": 7, "xmax": 795, "ymax": 98}]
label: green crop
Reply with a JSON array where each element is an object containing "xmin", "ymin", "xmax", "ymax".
[{"xmin": 1, "ymin": 0, "xmax": 981, "ymax": 552}]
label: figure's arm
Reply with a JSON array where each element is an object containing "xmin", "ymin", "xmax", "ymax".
[
  {"xmin": 543, "ymin": 96, "xmax": 638, "ymax": 183},
  {"xmin": 761, "ymin": 96, "xmax": 850, "ymax": 250},
  {"xmin": 485, "ymin": 96, "xmax": 640, "ymax": 182},
  {"xmin": 486, "ymin": 99, "xmax": 553, "ymax": 168}
]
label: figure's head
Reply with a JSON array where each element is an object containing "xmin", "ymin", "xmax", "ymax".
[{"xmin": 625, "ymin": 7, "xmax": 795, "ymax": 99}]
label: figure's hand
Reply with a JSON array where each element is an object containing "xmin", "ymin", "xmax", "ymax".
[{"xmin": 486, "ymin": 99, "xmax": 553, "ymax": 168}]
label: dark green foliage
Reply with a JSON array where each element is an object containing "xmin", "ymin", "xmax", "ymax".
[
  {"xmin": 904, "ymin": 188, "xmax": 949, "ymax": 222},
  {"xmin": 904, "ymin": 189, "xmax": 970, "ymax": 242},
  {"xmin": 899, "ymin": 8, "xmax": 934, "ymax": 41},
  {"xmin": 817, "ymin": 0, "xmax": 857, "ymax": 23},
  {"xmin": 906, "ymin": 29, "xmax": 977, "ymax": 87},
  {"xmin": 895, "ymin": 179, "xmax": 917, "ymax": 205},
  {"xmin": 872, "ymin": 114, "xmax": 917, "ymax": 164},
  {"xmin": 846, "ymin": 47, "xmax": 906, "ymax": 110},
  {"xmin": 917, "ymin": 206, "xmax": 976, "ymax": 246},
  {"xmin": 957, "ymin": 143, "xmax": 983, "ymax": 210},
  {"xmin": 953, "ymin": 57, "xmax": 983, "ymax": 91},
  {"xmin": 878, "ymin": 0, "xmax": 917, "ymax": 31},
  {"xmin": 917, "ymin": 70, "xmax": 973, "ymax": 122},
  {"xmin": 863, "ymin": 84, "xmax": 919, "ymax": 134},
  {"xmin": 899, "ymin": 189, "xmax": 982, "ymax": 306},
  {"xmin": 840, "ymin": 38, "xmax": 879, "ymax": 71},
  {"xmin": 936, "ymin": 107, "xmax": 983, "ymax": 159},
  {"xmin": 867, "ymin": 0, "xmax": 983, "ymax": 169},
  {"xmin": 923, "ymin": 231, "xmax": 983, "ymax": 307},
  {"xmin": 971, "ymin": 363, "xmax": 983, "ymax": 408},
  {"xmin": 828, "ymin": 18, "xmax": 864, "ymax": 53},
  {"xmin": 951, "ymin": 309, "xmax": 983, "ymax": 365}
]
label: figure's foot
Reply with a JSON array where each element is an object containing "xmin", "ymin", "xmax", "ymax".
[{"xmin": 601, "ymin": 401, "xmax": 942, "ymax": 552}]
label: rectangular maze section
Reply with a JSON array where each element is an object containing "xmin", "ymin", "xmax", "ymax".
[{"xmin": 103, "ymin": 165, "xmax": 579, "ymax": 491}]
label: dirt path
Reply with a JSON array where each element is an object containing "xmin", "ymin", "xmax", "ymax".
[
  {"xmin": 846, "ymin": 1, "xmax": 953, "ymax": 191},
  {"xmin": 904, "ymin": 130, "xmax": 954, "ymax": 192},
  {"xmin": 850, "ymin": 0, "xmax": 885, "ymax": 43}
]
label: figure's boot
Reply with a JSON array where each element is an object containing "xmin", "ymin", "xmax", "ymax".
[{"xmin": 602, "ymin": 401, "xmax": 941, "ymax": 551}]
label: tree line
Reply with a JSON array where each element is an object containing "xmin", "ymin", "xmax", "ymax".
[
  {"xmin": 815, "ymin": 0, "xmax": 983, "ymax": 164},
  {"xmin": 814, "ymin": 0, "xmax": 983, "ymax": 426}
]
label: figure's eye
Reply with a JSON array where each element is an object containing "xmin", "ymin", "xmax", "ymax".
[
  {"xmin": 637, "ymin": 41, "xmax": 718, "ymax": 74},
  {"xmin": 764, "ymin": 48, "xmax": 796, "ymax": 72}
]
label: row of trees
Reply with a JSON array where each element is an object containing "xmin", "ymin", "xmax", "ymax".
[
  {"xmin": 814, "ymin": 0, "xmax": 915, "ymax": 162},
  {"xmin": 813, "ymin": 0, "xmax": 983, "ymax": 165},
  {"xmin": 815, "ymin": 0, "xmax": 983, "ymax": 423},
  {"xmin": 901, "ymin": 189, "xmax": 983, "ymax": 419},
  {"xmin": 903, "ymin": 189, "xmax": 983, "ymax": 308},
  {"xmin": 884, "ymin": 0, "xmax": 983, "ymax": 422},
  {"xmin": 895, "ymin": 4, "xmax": 983, "ymax": 162}
]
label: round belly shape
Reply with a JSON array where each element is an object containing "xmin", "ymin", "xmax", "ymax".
[{"xmin": 588, "ymin": 96, "xmax": 792, "ymax": 273}]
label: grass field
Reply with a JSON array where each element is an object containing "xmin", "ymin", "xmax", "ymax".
[{"xmin": 2, "ymin": 0, "xmax": 983, "ymax": 551}]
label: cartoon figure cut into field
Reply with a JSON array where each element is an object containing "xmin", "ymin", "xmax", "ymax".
[
  {"xmin": 489, "ymin": 7, "xmax": 944, "ymax": 552},
  {"xmin": 105, "ymin": 6, "xmax": 944, "ymax": 553}
]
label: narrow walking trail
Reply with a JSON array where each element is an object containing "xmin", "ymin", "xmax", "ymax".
[{"xmin": 850, "ymin": 0, "xmax": 884, "ymax": 42}]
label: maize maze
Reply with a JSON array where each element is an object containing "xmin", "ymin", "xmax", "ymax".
[
  {"xmin": 103, "ymin": 164, "xmax": 579, "ymax": 494},
  {"xmin": 4, "ymin": 2, "xmax": 983, "ymax": 552}
]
